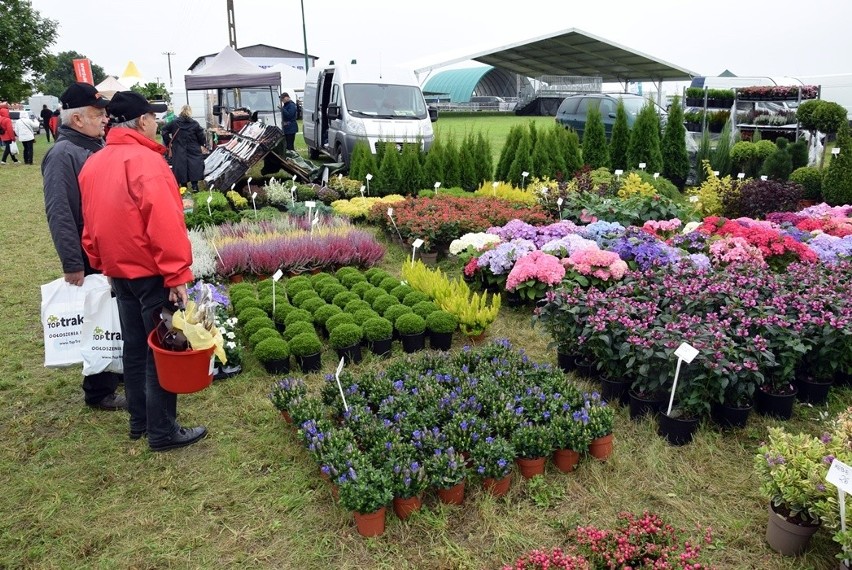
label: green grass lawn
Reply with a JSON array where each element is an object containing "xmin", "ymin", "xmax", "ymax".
[{"xmin": 0, "ymin": 134, "xmax": 847, "ymax": 569}]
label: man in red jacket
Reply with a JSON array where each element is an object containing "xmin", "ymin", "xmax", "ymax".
[{"xmin": 79, "ymin": 92, "xmax": 207, "ymax": 452}]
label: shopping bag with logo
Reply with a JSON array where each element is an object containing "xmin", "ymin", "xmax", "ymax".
[
  {"xmin": 40, "ymin": 274, "xmax": 108, "ymax": 368},
  {"xmin": 80, "ymin": 285, "xmax": 124, "ymax": 375}
]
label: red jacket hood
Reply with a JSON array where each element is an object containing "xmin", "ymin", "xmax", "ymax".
[{"xmin": 0, "ymin": 108, "xmax": 9, "ymax": 119}]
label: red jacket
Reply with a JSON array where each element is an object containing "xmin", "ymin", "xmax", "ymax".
[
  {"xmin": 79, "ymin": 128, "xmax": 193, "ymax": 287},
  {"xmin": 0, "ymin": 108, "xmax": 15, "ymax": 142}
]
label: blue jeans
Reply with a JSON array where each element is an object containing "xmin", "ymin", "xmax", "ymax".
[{"xmin": 111, "ymin": 276, "xmax": 178, "ymax": 444}]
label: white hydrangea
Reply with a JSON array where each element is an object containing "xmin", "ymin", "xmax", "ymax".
[
  {"xmin": 189, "ymin": 229, "xmax": 218, "ymax": 279},
  {"xmin": 449, "ymin": 232, "xmax": 502, "ymax": 255}
]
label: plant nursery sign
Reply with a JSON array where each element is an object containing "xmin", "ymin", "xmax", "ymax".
[{"xmin": 827, "ymin": 458, "xmax": 852, "ymax": 494}]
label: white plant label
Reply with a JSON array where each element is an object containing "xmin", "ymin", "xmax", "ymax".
[
  {"xmin": 387, "ymin": 207, "xmax": 393, "ymax": 217},
  {"xmin": 251, "ymin": 191, "xmax": 257, "ymax": 200},
  {"xmin": 492, "ymin": 181, "xmax": 499, "ymax": 188},
  {"xmin": 737, "ymin": 172, "xmax": 745, "ymax": 179},
  {"xmin": 206, "ymin": 195, "xmax": 213, "ymax": 204},
  {"xmin": 760, "ymin": 175, "xmax": 768, "ymax": 181},
  {"xmin": 230, "ymin": 183, "xmax": 236, "ymax": 191},
  {"xmin": 412, "ymin": 238, "xmax": 424, "ymax": 249},
  {"xmin": 827, "ymin": 459, "xmax": 852, "ymax": 494},
  {"xmin": 557, "ymin": 197, "xmax": 564, "ymax": 207},
  {"xmin": 713, "ymin": 170, "xmax": 720, "ymax": 176},
  {"xmin": 639, "ymin": 162, "xmax": 646, "ymax": 169},
  {"xmin": 305, "ymin": 201, "xmax": 316, "ymax": 208},
  {"xmin": 541, "ymin": 187, "xmax": 548, "ymax": 194},
  {"xmin": 206, "ymin": 194, "xmax": 212, "ymax": 216},
  {"xmin": 292, "ymin": 175, "xmax": 297, "ymax": 181},
  {"xmin": 247, "ymin": 177, "xmax": 253, "ymax": 186},
  {"xmin": 272, "ymin": 269, "xmax": 284, "ymax": 282},
  {"xmin": 434, "ymin": 182, "xmax": 441, "ymax": 189},
  {"xmin": 338, "ymin": 173, "xmax": 343, "ymax": 179},
  {"xmin": 653, "ymin": 172, "xmax": 659, "ymax": 179},
  {"xmin": 832, "ymin": 147, "xmax": 841, "ymax": 155},
  {"xmin": 334, "ymin": 357, "xmax": 349, "ymax": 412},
  {"xmin": 365, "ymin": 173, "xmax": 373, "ymax": 181},
  {"xmin": 614, "ymin": 169, "xmax": 623, "ymax": 176},
  {"xmin": 689, "ymin": 195, "xmax": 699, "ymax": 203},
  {"xmin": 359, "ymin": 185, "xmax": 366, "ymax": 197},
  {"xmin": 674, "ymin": 342, "xmax": 699, "ymax": 363}
]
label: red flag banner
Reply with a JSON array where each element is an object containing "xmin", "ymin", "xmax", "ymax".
[{"xmin": 72, "ymin": 59, "xmax": 94, "ymax": 85}]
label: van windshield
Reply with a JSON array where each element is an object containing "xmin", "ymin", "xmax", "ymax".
[{"xmin": 344, "ymin": 84, "xmax": 427, "ymax": 119}]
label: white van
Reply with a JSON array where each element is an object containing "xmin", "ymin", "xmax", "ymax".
[{"xmin": 302, "ymin": 62, "xmax": 437, "ymax": 165}]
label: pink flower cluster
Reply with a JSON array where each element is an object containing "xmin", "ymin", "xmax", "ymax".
[
  {"xmin": 506, "ymin": 251, "xmax": 566, "ymax": 291},
  {"xmin": 564, "ymin": 248, "xmax": 628, "ymax": 281},
  {"xmin": 642, "ymin": 218, "xmax": 682, "ymax": 238},
  {"xmin": 708, "ymin": 237, "xmax": 766, "ymax": 267}
]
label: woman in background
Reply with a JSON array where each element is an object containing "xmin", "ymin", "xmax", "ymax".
[{"xmin": 161, "ymin": 105, "xmax": 207, "ymax": 191}]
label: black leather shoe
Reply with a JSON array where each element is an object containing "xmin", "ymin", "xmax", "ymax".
[
  {"xmin": 149, "ymin": 426, "xmax": 208, "ymax": 452},
  {"xmin": 88, "ymin": 393, "xmax": 128, "ymax": 411}
]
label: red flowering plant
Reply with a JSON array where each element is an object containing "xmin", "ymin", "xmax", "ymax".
[
  {"xmin": 502, "ymin": 511, "xmax": 715, "ymax": 570},
  {"xmin": 505, "ymin": 250, "xmax": 566, "ymax": 302},
  {"xmin": 796, "ymin": 216, "xmax": 852, "ymax": 238},
  {"xmin": 698, "ymin": 216, "xmax": 818, "ymax": 271}
]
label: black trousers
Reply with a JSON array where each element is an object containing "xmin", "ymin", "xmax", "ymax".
[
  {"xmin": 22, "ymin": 140, "xmax": 34, "ymax": 164},
  {"xmin": 2, "ymin": 141, "xmax": 19, "ymax": 163}
]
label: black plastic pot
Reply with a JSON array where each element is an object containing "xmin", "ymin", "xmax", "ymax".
[
  {"xmin": 795, "ymin": 377, "xmax": 833, "ymax": 405},
  {"xmin": 429, "ymin": 331, "xmax": 453, "ymax": 351},
  {"xmin": 710, "ymin": 402, "xmax": 752, "ymax": 429},
  {"xmin": 556, "ymin": 352, "xmax": 577, "ymax": 374},
  {"xmin": 400, "ymin": 332, "xmax": 426, "ymax": 353},
  {"xmin": 368, "ymin": 337, "xmax": 393, "ymax": 357},
  {"xmin": 262, "ymin": 357, "xmax": 290, "ymax": 375},
  {"xmin": 755, "ymin": 387, "xmax": 797, "ymax": 420},
  {"xmin": 658, "ymin": 413, "xmax": 700, "ymax": 446},
  {"xmin": 600, "ymin": 376, "xmax": 630, "ymax": 406},
  {"xmin": 296, "ymin": 352, "xmax": 322, "ymax": 373},
  {"xmin": 336, "ymin": 344, "xmax": 362, "ymax": 365},
  {"xmin": 628, "ymin": 390, "xmax": 665, "ymax": 421}
]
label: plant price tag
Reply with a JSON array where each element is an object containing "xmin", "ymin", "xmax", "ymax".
[
  {"xmin": 614, "ymin": 169, "xmax": 623, "ymax": 176},
  {"xmin": 334, "ymin": 357, "xmax": 349, "ymax": 412},
  {"xmin": 653, "ymin": 172, "xmax": 659, "ymax": 179},
  {"xmin": 305, "ymin": 201, "xmax": 316, "ymax": 208},
  {"xmin": 206, "ymin": 194, "xmax": 213, "ymax": 216},
  {"xmin": 674, "ymin": 342, "xmax": 698, "ymax": 363},
  {"xmin": 230, "ymin": 183, "xmax": 236, "ymax": 191},
  {"xmin": 412, "ymin": 238, "xmax": 424, "ymax": 249},
  {"xmin": 251, "ymin": 191, "xmax": 257, "ymax": 200},
  {"xmin": 557, "ymin": 197, "xmax": 563, "ymax": 207},
  {"xmin": 359, "ymin": 185, "xmax": 366, "ymax": 197},
  {"xmin": 272, "ymin": 269, "xmax": 283, "ymax": 282},
  {"xmin": 247, "ymin": 177, "xmax": 253, "ymax": 187},
  {"xmin": 365, "ymin": 173, "xmax": 373, "ymax": 181},
  {"xmin": 760, "ymin": 175, "xmax": 768, "ymax": 181},
  {"xmin": 827, "ymin": 459, "xmax": 852, "ymax": 494},
  {"xmin": 737, "ymin": 172, "xmax": 745, "ymax": 179},
  {"xmin": 832, "ymin": 147, "xmax": 841, "ymax": 155},
  {"xmin": 713, "ymin": 170, "xmax": 720, "ymax": 176},
  {"xmin": 639, "ymin": 162, "xmax": 646, "ymax": 169},
  {"xmin": 387, "ymin": 207, "xmax": 393, "ymax": 217}
]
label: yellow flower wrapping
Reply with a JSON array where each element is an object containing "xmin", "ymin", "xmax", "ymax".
[{"xmin": 171, "ymin": 301, "xmax": 227, "ymax": 364}]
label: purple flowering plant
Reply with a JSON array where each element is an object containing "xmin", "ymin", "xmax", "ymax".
[
  {"xmin": 425, "ymin": 445, "xmax": 468, "ymax": 489},
  {"xmin": 471, "ymin": 435, "xmax": 515, "ymax": 479},
  {"xmin": 386, "ymin": 441, "xmax": 428, "ymax": 498}
]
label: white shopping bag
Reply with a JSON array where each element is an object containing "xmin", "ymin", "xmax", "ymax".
[
  {"xmin": 40, "ymin": 274, "xmax": 109, "ymax": 368},
  {"xmin": 80, "ymin": 285, "xmax": 124, "ymax": 375}
]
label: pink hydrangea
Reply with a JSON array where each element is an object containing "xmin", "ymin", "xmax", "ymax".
[
  {"xmin": 506, "ymin": 251, "xmax": 566, "ymax": 291},
  {"xmin": 563, "ymin": 248, "xmax": 628, "ymax": 281},
  {"xmin": 708, "ymin": 237, "xmax": 767, "ymax": 267}
]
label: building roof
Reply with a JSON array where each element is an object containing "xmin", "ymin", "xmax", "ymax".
[
  {"xmin": 188, "ymin": 43, "xmax": 318, "ymax": 71},
  {"xmin": 415, "ymin": 28, "xmax": 698, "ymax": 83},
  {"xmin": 422, "ymin": 67, "xmax": 485, "ymax": 101}
]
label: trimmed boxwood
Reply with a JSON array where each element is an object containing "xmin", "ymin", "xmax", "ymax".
[
  {"xmin": 368, "ymin": 270, "xmax": 391, "ymax": 287},
  {"xmin": 412, "ymin": 301, "xmax": 439, "ymax": 318},
  {"xmin": 352, "ymin": 309, "xmax": 381, "ymax": 325},
  {"xmin": 254, "ymin": 337, "xmax": 290, "ymax": 363},
  {"xmin": 395, "ymin": 313, "xmax": 426, "ymax": 335},
  {"xmin": 249, "ymin": 327, "xmax": 280, "ymax": 348},
  {"xmin": 350, "ymin": 281, "xmax": 374, "ymax": 299},
  {"xmin": 332, "ymin": 291, "xmax": 359, "ymax": 309},
  {"xmin": 328, "ymin": 323, "xmax": 363, "ymax": 349},
  {"xmin": 285, "ymin": 275, "xmax": 312, "ymax": 293},
  {"xmin": 325, "ymin": 312, "xmax": 356, "ymax": 333},
  {"xmin": 363, "ymin": 287, "xmax": 386, "ymax": 305},
  {"xmin": 319, "ymin": 283, "xmax": 347, "ymax": 303},
  {"xmin": 379, "ymin": 276, "xmax": 401, "ymax": 292},
  {"xmin": 390, "ymin": 284, "xmax": 413, "ymax": 301},
  {"xmin": 243, "ymin": 316, "xmax": 276, "ymax": 337},
  {"xmin": 403, "ymin": 291, "xmax": 430, "ymax": 307},
  {"xmin": 344, "ymin": 299, "xmax": 372, "ymax": 314},
  {"xmin": 300, "ymin": 297, "xmax": 327, "ymax": 315},
  {"xmin": 273, "ymin": 302, "xmax": 295, "ymax": 326},
  {"xmin": 238, "ymin": 307, "xmax": 268, "ymax": 324},
  {"xmin": 339, "ymin": 271, "xmax": 367, "ymax": 288},
  {"xmin": 315, "ymin": 276, "xmax": 341, "ymax": 291},
  {"xmin": 228, "ymin": 282, "xmax": 255, "ymax": 296},
  {"xmin": 335, "ymin": 267, "xmax": 359, "ymax": 280},
  {"xmin": 362, "ymin": 317, "xmax": 393, "ymax": 342},
  {"xmin": 425, "ymin": 310, "xmax": 458, "ymax": 334},
  {"xmin": 292, "ymin": 289, "xmax": 320, "ymax": 308},
  {"xmin": 234, "ymin": 296, "xmax": 261, "ymax": 315},
  {"xmin": 284, "ymin": 308, "xmax": 314, "ymax": 326},
  {"xmin": 283, "ymin": 320, "xmax": 316, "ymax": 341},
  {"xmin": 255, "ymin": 279, "xmax": 275, "ymax": 294},
  {"xmin": 372, "ymin": 294, "xmax": 399, "ymax": 315},
  {"xmin": 257, "ymin": 295, "xmax": 274, "ymax": 315},
  {"xmin": 363, "ymin": 267, "xmax": 382, "ymax": 281},
  {"xmin": 309, "ymin": 271, "xmax": 333, "ymax": 285},
  {"xmin": 289, "ymin": 332, "xmax": 323, "ymax": 357},
  {"xmin": 313, "ymin": 303, "xmax": 343, "ymax": 326},
  {"xmin": 383, "ymin": 303, "xmax": 413, "ymax": 324}
]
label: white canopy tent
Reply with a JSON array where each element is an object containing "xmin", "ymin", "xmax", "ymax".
[{"xmin": 95, "ymin": 76, "xmax": 129, "ymax": 98}]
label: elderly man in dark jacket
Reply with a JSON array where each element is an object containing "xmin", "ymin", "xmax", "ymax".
[{"xmin": 41, "ymin": 82, "xmax": 126, "ymax": 411}]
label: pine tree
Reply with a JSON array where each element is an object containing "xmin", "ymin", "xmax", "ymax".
[
  {"xmin": 475, "ymin": 132, "xmax": 493, "ymax": 184},
  {"xmin": 348, "ymin": 141, "xmax": 374, "ymax": 182},
  {"xmin": 495, "ymin": 125, "xmax": 523, "ymax": 181},
  {"xmin": 660, "ymin": 96, "xmax": 689, "ymax": 188},
  {"xmin": 458, "ymin": 132, "xmax": 478, "ymax": 191},
  {"xmin": 626, "ymin": 102, "xmax": 663, "ymax": 173},
  {"xmin": 376, "ymin": 146, "xmax": 401, "ymax": 195},
  {"xmin": 559, "ymin": 127, "xmax": 583, "ymax": 176},
  {"xmin": 507, "ymin": 129, "xmax": 533, "ymax": 187},
  {"xmin": 442, "ymin": 137, "xmax": 461, "ymax": 189},
  {"xmin": 582, "ymin": 106, "xmax": 610, "ymax": 169},
  {"xmin": 710, "ymin": 119, "xmax": 733, "ymax": 177},
  {"xmin": 398, "ymin": 143, "xmax": 425, "ymax": 194},
  {"xmin": 547, "ymin": 124, "xmax": 568, "ymax": 179},
  {"xmin": 823, "ymin": 122, "xmax": 852, "ymax": 205},
  {"xmin": 531, "ymin": 128, "xmax": 552, "ymax": 179},
  {"xmin": 695, "ymin": 131, "xmax": 712, "ymax": 184},
  {"xmin": 609, "ymin": 100, "xmax": 630, "ymax": 171},
  {"xmin": 422, "ymin": 138, "xmax": 444, "ymax": 191},
  {"xmin": 761, "ymin": 137, "xmax": 793, "ymax": 180}
]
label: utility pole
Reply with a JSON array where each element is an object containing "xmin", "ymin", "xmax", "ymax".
[
  {"xmin": 227, "ymin": 0, "xmax": 237, "ymax": 48},
  {"xmin": 162, "ymin": 52, "xmax": 175, "ymax": 88},
  {"xmin": 300, "ymin": 0, "xmax": 309, "ymax": 72}
]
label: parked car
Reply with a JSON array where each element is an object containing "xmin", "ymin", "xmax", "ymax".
[
  {"xmin": 9, "ymin": 110, "xmax": 41, "ymax": 135},
  {"xmin": 555, "ymin": 93, "xmax": 666, "ymax": 139}
]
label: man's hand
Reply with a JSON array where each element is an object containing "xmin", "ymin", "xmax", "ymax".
[
  {"xmin": 64, "ymin": 271, "xmax": 85, "ymax": 286},
  {"xmin": 169, "ymin": 284, "xmax": 188, "ymax": 307}
]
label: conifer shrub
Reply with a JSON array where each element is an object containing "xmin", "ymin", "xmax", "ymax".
[
  {"xmin": 507, "ymin": 128, "xmax": 533, "ymax": 186},
  {"xmin": 823, "ymin": 122, "xmax": 852, "ymax": 205},
  {"xmin": 442, "ymin": 137, "xmax": 461, "ymax": 189},
  {"xmin": 244, "ymin": 316, "xmax": 276, "ymax": 338},
  {"xmin": 422, "ymin": 138, "xmax": 444, "ymax": 191},
  {"xmin": 289, "ymin": 332, "xmax": 322, "ymax": 358},
  {"xmin": 495, "ymin": 124, "xmax": 523, "ymax": 182},
  {"xmin": 790, "ymin": 167, "xmax": 823, "ymax": 201},
  {"xmin": 325, "ymin": 312, "xmax": 355, "ymax": 333},
  {"xmin": 313, "ymin": 303, "xmax": 343, "ymax": 327},
  {"xmin": 372, "ymin": 294, "xmax": 400, "ymax": 315},
  {"xmin": 348, "ymin": 140, "xmax": 377, "ymax": 182},
  {"xmin": 582, "ymin": 105, "xmax": 610, "ymax": 169},
  {"xmin": 660, "ymin": 96, "xmax": 688, "ymax": 188},
  {"xmin": 610, "ymin": 99, "xmax": 631, "ymax": 172},
  {"xmin": 299, "ymin": 297, "xmax": 327, "ymax": 316},
  {"xmin": 349, "ymin": 281, "xmax": 374, "ymax": 299},
  {"xmin": 395, "ymin": 313, "xmax": 426, "ymax": 335},
  {"xmin": 383, "ymin": 303, "xmax": 413, "ymax": 324},
  {"xmin": 362, "ymin": 317, "xmax": 393, "ymax": 342},
  {"xmin": 238, "ymin": 307, "xmax": 268, "ymax": 324},
  {"xmin": 328, "ymin": 323, "xmax": 363, "ymax": 350},
  {"xmin": 282, "ymin": 321, "xmax": 315, "ymax": 342},
  {"xmin": 626, "ymin": 101, "xmax": 662, "ymax": 173},
  {"xmin": 249, "ymin": 327, "xmax": 280, "ymax": 348},
  {"xmin": 761, "ymin": 137, "xmax": 793, "ymax": 180},
  {"xmin": 376, "ymin": 145, "xmax": 401, "ymax": 195},
  {"xmin": 291, "ymin": 289, "xmax": 320, "ymax": 309},
  {"xmin": 253, "ymin": 337, "xmax": 290, "ymax": 363},
  {"xmin": 284, "ymin": 308, "xmax": 313, "ymax": 326},
  {"xmin": 332, "ymin": 291, "xmax": 359, "ymax": 309},
  {"xmin": 425, "ymin": 310, "xmax": 458, "ymax": 334}
]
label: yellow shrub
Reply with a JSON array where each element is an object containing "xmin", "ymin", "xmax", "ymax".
[
  {"xmin": 617, "ymin": 172, "xmax": 657, "ymax": 199},
  {"xmin": 226, "ymin": 190, "xmax": 249, "ymax": 210},
  {"xmin": 684, "ymin": 160, "xmax": 739, "ymax": 217},
  {"xmin": 474, "ymin": 181, "xmax": 537, "ymax": 205},
  {"xmin": 331, "ymin": 195, "xmax": 405, "ymax": 219}
]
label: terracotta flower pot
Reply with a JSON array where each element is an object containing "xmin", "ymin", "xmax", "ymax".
[
  {"xmin": 516, "ymin": 456, "xmax": 546, "ymax": 479},
  {"xmin": 482, "ymin": 474, "xmax": 511, "ymax": 497},
  {"xmin": 552, "ymin": 448, "xmax": 580, "ymax": 473},
  {"xmin": 392, "ymin": 495, "xmax": 422, "ymax": 520},
  {"xmin": 588, "ymin": 433, "xmax": 613, "ymax": 461},
  {"xmin": 280, "ymin": 410, "xmax": 292, "ymax": 424},
  {"xmin": 353, "ymin": 507, "xmax": 386, "ymax": 537},
  {"xmin": 436, "ymin": 481, "xmax": 465, "ymax": 505}
]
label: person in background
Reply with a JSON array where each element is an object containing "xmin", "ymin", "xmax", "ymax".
[
  {"xmin": 279, "ymin": 92, "xmax": 298, "ymax": 151},
  {"xmin": 161, "ymin": 105, "xmax": 207, "ymax": 191},
  {"xmin": 0, "ymin": 107, "xmax": 19, "ymax": 164},
  {"xmin": 49, "ymin": 109, "xmax": 61, "ymax": 138},
  {"xmin": 14, "ymin": 111, "xmax": 39, "ymax": 165},
  {"xmin": 40, "ymin": 104, "xmax": 54, "ymax": 142},
  {"xmin": 79, "ymin": 91, "xmax": 207, "ymax": 451},
  {"xmin": 42, "ymin": 82, "xmax": 125, "ymax": 411},
  {"xmin": 162, "ymin": 105, "xmax": 176, "ymax": 125}
]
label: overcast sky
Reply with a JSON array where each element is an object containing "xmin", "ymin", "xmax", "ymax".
[{"xmin": 28, "ymin": 0, "xmax": 852, "ymax": 93}]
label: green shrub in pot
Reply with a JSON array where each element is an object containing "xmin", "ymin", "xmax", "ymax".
[
  {"xmin": 325, "ymin": 312, "xmax": 356, "ymax": 333},
  {"xmin": 339, "ymin": 271, "xmax": 367, "ymax": 289},
  {"xmin": 412, "ymin": 301, "xmax": 439, "ymax": 319},
  {"xmin": 319, "ymin": 283, "xmax": 346, "ymax": 303},
  {"xmin": 329, "ymin": 323, "xmax": 363, "ymax": 350},
  {"xmin": 283, "ymin": 320, "xmax": 316, "ymax": 342},
  {"xmin": 350, "ymin": 281, "xmax": 374, "ymax": 299},
  {"xmin": 363, "ymin": 287, "xmax": 386, "ymax": 305},
  {"xmin": 238, "ymin": 307, "xmax": 267, "ymax": 324},
  {"xmin": 243, "ymin": 316, "xmax": 276, "ymax": 337},
  {"xmin": 289, "ymin": 332, "xmax": 323, "ymax": 358},
  {"xmin": 383, "ymin": 304, "xmax": 413, "ymax": 324},
  {"xmin": 332, "ymin": 291, "xmax": 359, "ymax": 308},
  {"xmin": 379, "ymin": 276, "xmax": 401, "ymax": 292},
  {"xmin": 292, "ymin": 289, "xmax": 320, "ymax": 308},
  {"xmin": 300, "ymin": 297, "xmax": 327, "ymax": 316},
  {"xmin": 253, "ymin": 337, "xmax": 290, "ymax": 364},
  {"xmin": 372, "ymin": 294, "xmax": 399, "ymax": 315},
  {"xmin": 309, "ymin": 271, "xmax": 334, "ymax": 287},
  {"xmin": 390, "ymin": 284, "xmax": 413, "ymax": 301},
  {"xmin": 284, "ymin": 308, "xmax": 313, "ymax": 326},
  {"xmin": 313, "ymin": 303, "xmax": 342, "ymax": 327},
  {"xmin": 344, "ymin": 299, "xmax": 372, "ymax": 314},
  {"xmin": 362, "ymin": 317, "xmax": 393, "ymax": 342},
  {"xmin": 425, "ymin": 310, "xmax": 458, "ymax": 334},
  {"xmin": 403, "ymin": 291, "xmax": 430, "ymax": 307},
  {"xmin": 234, "ymin": 296, "xmax": 261, "ymax": 315},
  {"xmin": 368, "ymin": 270, "xmax": 391, "ymax": 287},
  {"xmin": 272, "ymin": 302, "xmax": 295, "ymax": 326},
  {"xmin": 395, "ymin": 313, "xmax": 426, "ymax": 336},
  {"xmin": 352, "ymin": 309, "xmax": 381, "ymax": 326},
  {"xmin": 284, "ymin": 275, "xmax": 312, "ymax": 293},
  {"xmin": 249, "ymin": 327, "xmax": 280, "ymax": 348}
]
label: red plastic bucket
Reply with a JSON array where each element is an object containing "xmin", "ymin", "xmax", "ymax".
[{"xmin": 147, "ymin": 329, "xmax": 215, "ymax": 394}]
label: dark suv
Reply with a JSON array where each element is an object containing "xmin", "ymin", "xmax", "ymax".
[{"xmin": 555, "ymin": 94, "xmax": 666, "ymax": 139}]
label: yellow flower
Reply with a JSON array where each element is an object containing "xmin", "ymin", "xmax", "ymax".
[{"xmin": 179, "ymin": 186, "xmax": 188, "ymax": 195}]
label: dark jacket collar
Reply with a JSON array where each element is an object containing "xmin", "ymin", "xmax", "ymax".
[{"xmin": 55, "ymin": 124, "xmax": 104, "ymax": 153}]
